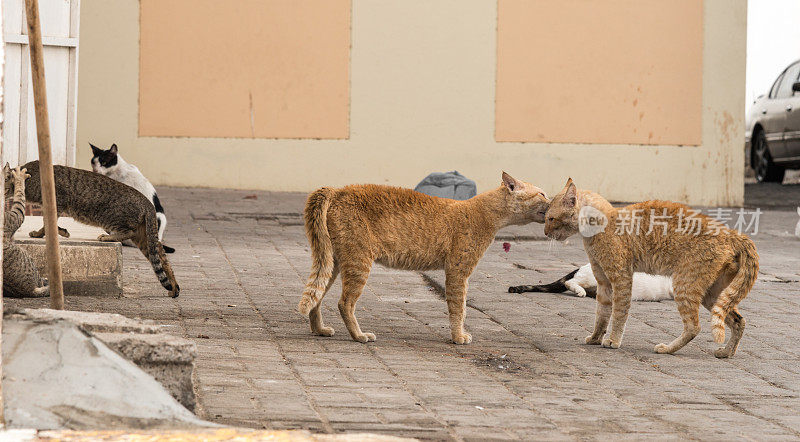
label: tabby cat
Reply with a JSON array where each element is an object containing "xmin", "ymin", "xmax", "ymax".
[
  {"xmin": 543, "ymin": 178, "xmax": 758, "ymax": 358},
  {"xmin": 12, "ymin": 161, "xmax": 179, "ymax": 297},
  {"xmin": 298, "ymin": 172, "xmax": 549, "ymax": 344},
  {"xmin": 3, "ymin": 165, "xmax": 48, "ymax": 298}
]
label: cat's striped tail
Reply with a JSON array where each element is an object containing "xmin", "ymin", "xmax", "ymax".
[
  {"xmin": 298, "ymin": 187, "xmax": 335, "ymax": 315},
  {"xmin": 141, "ymin": 209, "xmax": 180, "ymax": 298},
  {"xmin": 508, "ymin": 268, "xmax": 578, "ymax": 294},
  {"xmin": 711, "ymin": 237, "xmax": 758, "ymax": 343}
]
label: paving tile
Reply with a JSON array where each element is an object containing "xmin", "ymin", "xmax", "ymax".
[{"xmin": 6, "ymin": 186, "xmax": 799, "ymax": 439}]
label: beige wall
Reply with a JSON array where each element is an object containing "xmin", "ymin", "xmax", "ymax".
[{"xmin": 76, "ymin": 0, "xmax": 747, "ymax": 206}]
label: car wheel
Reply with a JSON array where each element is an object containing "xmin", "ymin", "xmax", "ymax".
[{"xmin": 753, "ymin": 131, "xmax": 786, "ymax": 183}]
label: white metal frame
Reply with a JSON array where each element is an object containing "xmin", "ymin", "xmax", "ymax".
[{"xmin": 2, "ymin": 0, "xmax": 79, "ymax": 167}]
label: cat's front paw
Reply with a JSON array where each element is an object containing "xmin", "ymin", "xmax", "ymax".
[
  {"xmin": 585, "ymin": 335, "xmax": 603, "ymax": 345},
  {"xmin": 11, "ymin": 167, "xmax": 30, "ymax": 182},
  {"xmin": 602, "ymin": 337, "xmax": 621, "ymax": 349},
  {"xmin": 452, "ymin": 332, "xmax": 473, "ymax": 345},
  {"xmin": 352, "ymin": 332, "xmax": 376, "ymax": 343}
]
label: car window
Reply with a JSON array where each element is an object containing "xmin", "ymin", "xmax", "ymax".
[
  {"xmin": 776, "ymin": 62, "xmax": 800, "ymax": 98},
  {"xmin": 769, "ymin": 72, "xmax": 785, "ymax": 99}
]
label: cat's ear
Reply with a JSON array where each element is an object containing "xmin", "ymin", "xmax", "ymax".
[
  {"xmin": 501, "ymin": 171, "xmax": 519, "ymax": 192},
  {"xmin": 90, "ymin": 143, "xmax": 101, "ymax": 155},
  {"xmin": 3, "ymin": 162, "xmax": 10, "ymax": 175},
  {"xmin": 109, "ymin": 144, "xmax": 118, "ymax": 155},
  {"xmin": 563, "ymin": 178, "xmax": 577, "ymax": 208}
]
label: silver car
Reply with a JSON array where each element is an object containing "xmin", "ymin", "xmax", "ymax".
[{"xmin": 746, "ymin": 59, "xmax": 800, "ymax": 182}]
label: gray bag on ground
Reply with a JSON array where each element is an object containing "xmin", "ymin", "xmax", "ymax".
[{"xmin": 414, "ymin": 171, "xmax": 477, "ymax": 200}]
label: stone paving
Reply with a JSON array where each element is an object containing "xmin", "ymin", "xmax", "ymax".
[{"xmin": 6, "ymin": 185, "xmax": 800, "ymax": 440}]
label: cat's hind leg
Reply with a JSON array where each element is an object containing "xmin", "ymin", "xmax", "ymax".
[
  {"xmin": 565, "ymin": 279, "xmax": 587, "ymax": 297},
  {"xmin": 708, "ymin": 247, "xmax": 757, "ymax": 358},
  {"xmin": 702, "ymin": 264, "xmax": 750, "ymax": 358},
  {"xmin": 309, "ymin": 262, "xmax": 339, "ymax": 337},
  {"xmin": 714, "ymin": 309, "xmax": 745, "ymax": 358},
  {"xmin": 338, "ymin": 260, "xmax": 376, "ymax": 343},
  {"xmin": 654, "ymin": 277, "xmax": 704, "ymax": 354}
]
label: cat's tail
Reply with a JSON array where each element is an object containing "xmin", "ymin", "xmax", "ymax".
[
  {"xmin": 154, "ymin": 197, "xmax": 175, "ymax": 253},
  {"xmin": 711, "ymin": 238, "xmax": 759, "ymax": 343},
  {"xmin": 298, "ymin": 187, "xmax": 335, "ymax": 315},
  {"xmin": 508, "ymin": 268, "xmax": 578, "ymax": 294},
  {"xmin": 141, "ymin": 210, "xmax": 180, "ymax": 298}
]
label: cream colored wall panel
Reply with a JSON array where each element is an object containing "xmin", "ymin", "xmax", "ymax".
[
  {"xmin": 496, "ymin": 0, "xmax": 703, "ymax": 146},
  {"xmin": 139, "ymin": 0, "xmax": 350, "ymax": 139}
]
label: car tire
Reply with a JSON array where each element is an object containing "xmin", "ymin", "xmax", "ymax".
[{"xmin": 753, "ymin": 131, "xmax": 786, "ymax": 183}]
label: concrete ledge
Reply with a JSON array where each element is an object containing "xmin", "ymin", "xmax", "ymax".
[
  {"xmin": 15, "ymin": 217, "xmax": 123, "ymax": 296},
  {"xmin": 8, "ymin": 309, "xmax": 197, "ymax": 411},
  {"xmin": 94, "ymin": 332, "xmax": 197, "ymax": 411},
  {"xmin": 12, "ymin": 308, "xmax": 162, "ymax": 333},
  {"xmin": 31, "ymin": 429, "xmax": 416, "ymax": 441}
]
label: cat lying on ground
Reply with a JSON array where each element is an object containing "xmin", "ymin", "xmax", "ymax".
[
  {"xmin": 509, "ymin": 263, "xmax": 674, "ymax": 301},
  {"xmin": 298, "ymin": 172, "xmax": 549, "ymax": 344},
  {"xmin": 543, "ymin": 178, "xmax": 758, "ymax": 358},
  {"xmin": 3, "ymin": 165, "xmax": 48, "ymax": 298},
  {"xmin": 12, "ymin": 161, "xmax": 180, "ymax": 297},
  {"xmin": 91, "ymin": 143, "xmax": 175, "ymax": 253}
]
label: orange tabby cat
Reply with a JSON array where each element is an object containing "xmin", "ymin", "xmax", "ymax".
[
  {"xmin": 544, "ymin": 179, "xmax": 758, "ymax": 358},
  {"xmin": 298, "ymin": 173, "xmax": 549, "ymax": 344}
]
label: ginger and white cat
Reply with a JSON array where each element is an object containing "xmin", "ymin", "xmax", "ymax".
[
  {"xmin": 298, "ymin": 173, "xmax": 549, "ymax": 344},
  {"xmin": 543, "ymin": 178, "xmax": 758, "ymax": 358},
  {"xmin": 510, "ymin": 263, "xmax": 674, "ymax": 301}
]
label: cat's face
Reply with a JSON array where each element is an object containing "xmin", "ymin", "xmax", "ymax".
[
  {"xmin": 544, "ymin": 178, "xmax": 580, "ymax": 241},
  {"xmin": 501, "ymin": 172, "xmax": 550, "ymax": 224},
  {"xmin": 90, "ymin": 143, "xmax": 119, "ymax": 174}
]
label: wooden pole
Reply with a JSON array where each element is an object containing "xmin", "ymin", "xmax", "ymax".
[{"xmin": 25, "ymin": 0, "xmax": 65, "ymax": 310}]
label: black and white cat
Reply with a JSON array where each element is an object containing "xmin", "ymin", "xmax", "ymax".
[
  {"xmin": 90, "ymin": 143, "xmax": 175, "ymax": 253},
  {"xmin": 509, "ymin": 264, "xmax": 674, "ymax": 301}
]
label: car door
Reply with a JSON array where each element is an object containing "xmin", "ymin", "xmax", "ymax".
[
  {"xmin": 758, "ymin": 69, "xmax": 790, "ymax": 159},
  {"xmin": 782, "ymin": 62, "xmax": 800, "ymax": 160},
  {"xmin": 770, "ymin": 61, "xmax": 800, "ymax": 161}
]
